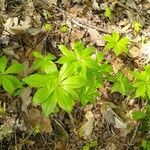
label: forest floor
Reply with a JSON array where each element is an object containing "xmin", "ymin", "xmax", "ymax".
[{"xmin": 0, "ymin": 0, "xmax": 150, "ymax": 150}]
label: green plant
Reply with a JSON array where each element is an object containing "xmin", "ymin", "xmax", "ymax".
[
  {"xmin": 32, "ymin": 51, "xmax": 56, "ymax": 74},
  {"xmin": 108, "ymin": 72, "xmax": 132, "ymax": 96},
  {"xmin": 42, "ymin": 23, "xmax": 53, "ymax": 32},
  {"xmin": 132, "ymin": 21, "xmax": 142, "ymax": 32},
  {"xmin": 23, "ymin": 41, "xmax": 112, "ymax": 116},
  {"xmin": 23, "ymin": 63, "xmax": 85, "ymax": 116},
  {"xmin": 57, "ymin": 41, "xmax": 99, "ymax": 77},
  {"xmin": 60, "ymin": 24, "xmax": 69, "ymax": 33},
  {"xmin": 0, "ymin": 56, "xmax": 24, "ymax": 94},
  {"xmin": 103, "ymin": 32, "xmax": 129, "ymax": 56},
  {"xmin": 57, "ymin": 42, "xmax": 112, "ymax": 105},
  {"xmin": 132, "ymin": 105, "xmax": 150, "ymax": 149},
  {"xmin": 133, "ymin": 66, "xmax": 150, "ymax": 99},
  {"xmin": 142, "ymin": 140, "xmax": 150, "ymax": 150},
  {"xmin": 104, "ymin": 7, "xmax": 112, "ymax": 20}
]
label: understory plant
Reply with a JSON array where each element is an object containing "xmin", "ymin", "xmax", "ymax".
[
  {"xmin": 23, "ymin": 41, "xmax": 112, "ymax": 116},
  {"xmin": 103, "ymin": 32, "xmax": 129, "ymax": 56},
  {"xmin": 0, "ymin": 56, "xmax": 23, "ymax": 94}
]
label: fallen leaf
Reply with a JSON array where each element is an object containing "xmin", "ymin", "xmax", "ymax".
[
  {"xmin": 105, "ymin": 143, "xmax": 117, "ymax": 150},
  {"xmin": 92, "ymin": 0, "xmax": 100, "ymax": 10},
  {"xmin": 25, "ymin": 107, "xmax": 52, "ymax": 133},
  {"xmin": 88, "ymin": 28, "xmax": 105, "ymax": 46},
  {"xmin": 101, "ymin": 102, "xmax": 127, "ymax": 129},
  {"xmin": 27, "ymin": 27, "xmax": 42, "ymax": 36},
  {"xmin": 21, "ymin": 87, "xmax": 32, "ymax": 113},
  {"xmin": 80, "ymin": 111, "xmax": 94, "ymax": 139},
  {"xmin": 126, "ymin": 0, "xmax": 136, "ymax": 9},
  {"xmin": 70, "ymin": 29, "xmax": 85, "ymax": 43},
  {"xmin": 129, "ymin": 46, "xmax": 140, "ymax": 58},
  {"xmin": 4, "ymin": 17, "xmax": 31, "ymax": 35}
]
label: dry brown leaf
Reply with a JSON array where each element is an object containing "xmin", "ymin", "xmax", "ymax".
[
  {"xmin": 129, "ymin": 46, "xmax": 140, "ymax": 58},
  {"xmin": 112, "ymin": 58, "xmax": 123, "ymax": 73},
  {"xmin": 4, "ymin": 17, "xmax": 31, "ymax": 35},
  {"xmin": 70, "ymin": 29, "xmax": 85, "ymax": 43},
  {"xmin": 80, "ymin": 111, "xmax": 94, "ymax": 139},
  {"xmin": 70, "ymin": 5, "xmax": 85, "ymax": 17},
  {"xmin": 101, "ymin": 102, "xmax": 127, "ymax": 129},
  {"xmin": 88, "ymin": 28, "xmax": 105, "ymax": 46},
  {"xmin": 92, "ymin": 0, "xmax": 100, "ymax": 10},
  {"xmin": 25, "ymin": 107, "xmax": 52, "ymax": 133},
  {"xmin": 126, "ymin": 0, "xmax": 136, "ymax": 9},
  {"xmin": 105, "ymin": 143, "xmax": 117, "ymax": 150},
  {"xmin": 21, "ymin": 87, "xmax": 32, "ymax": 113}
]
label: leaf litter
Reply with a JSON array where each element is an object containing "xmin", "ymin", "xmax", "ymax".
[{"xmin": 0, "ymin": 0, "xmax": 150, "ymax": 149}]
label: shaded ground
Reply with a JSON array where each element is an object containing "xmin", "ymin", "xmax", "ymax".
[{"xmin": 0, "ymin": 0, "xmax": 150, "ymax": 149}]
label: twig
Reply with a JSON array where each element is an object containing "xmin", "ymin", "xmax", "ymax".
[
  {"xmin": 68, "ymin": 113, "xmax": 76, "ymax": 130},
  {"xmin": 126, "ymin": 122, "xmax": 141, "ymax": 150},
  {"xmin": 127, "ymin": 100, "xmax": 148, "ymax": 150},
  {"xmin": 52, "ymin": 4, "xmax": 110, "ymax": 34}
]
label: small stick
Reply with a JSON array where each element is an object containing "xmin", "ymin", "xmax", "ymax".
[
  {"xmin": 52, "ymin": 4, "xmax": 110, "ymax": 34},
  {"xmin": 127, "ymin": 100, "xmax": 148, "ymax": 149}
]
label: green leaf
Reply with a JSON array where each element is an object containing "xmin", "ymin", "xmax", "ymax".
[
  {"xmin": 81, "ymin": 47, "xmax": 95, "ymax": 57},
  {"xmin": 33, "ymin": 87, "xmax": 51, "ymax": 104},
  {"xmin": 111, "ymin": 72, "xmax": 131, "ymax": 95},
  {"xmin": 103, "ymin": 35, "xmax": 112, "ymax": 42},
  {"xmin": 62, "ymin": 86, "xmax": 79, "ymax": 100},
  {"xmin": 59, "ymin": 64, "xmax": 76, "ymax": 81},
  {"xmin": 57, "ymin": 87, "xmax": 74, "ymax": 112},
  {"xmin": 82, "ymin": 58, "xmax": 98, "ymax": 69},
  {"xmin": 33, "ymin": 51, "xmax": 43, "ymax": 59},
  {"xmin": 58, "ymin": 45, "xmax": 72, "ymax": 56},
  {"xmin": 133, "ymin": 111, "xmax": 146, "ymax": 120},
  {"xmin": 32, "ymin": 59, "xmax": 43, "ymax": 70},
  {"xmin": 5, "ymin": 75, "xmax": 22, "ymax": 89},
  {"xmin": 23, "ymin": 74, "xmax": 50, "ymax": 87},
  {"xmin": 42, "ymin": 61, "xmax": 57, "ymax": 74},
  {"xmin": 61, "ymin": 76, "xmax": 85, "ymax": 89},
  {"xmin": 1, "ymin": 76, "xmax": 14, "ymax": 94},
  {"xmin": 0, "ymin": 56, "xmax": 8, "ymax": 73},
  {"xmin": 43, "ymin": 23, "xmax": 53, "ymax": 32},
  {"xmin": 57, "ymin": 55, "xmax": 76, "ymax": 64},
  {"xmin": 72, "ymin": 41, "xmax": 85, "ymax": 56},
  {"xmin": 44, "ymin": 54, "xmax": 56, "ymax": 61},
  {"xmin": 104, "ymin": 7, "xmax": 112, "ymax": 19},
  {"xmin": 133, "ymin": 67, "xmax": 150, "ymax": 98},
  {"xmin": 5, "ymin": 63, "xmax": 24, "ymax": 74},
  {"xmin": 98, "ymin": 64, "xmax": 113, "ymax": 73},
  {"xmin": 41, "ymin": 91, "xmax": 57, "ymax": 116},
  {"xmin": 96, "ymin": 51, "xmax": 104, "ymax": 62},
  {"xmin": 114, "ymin": 37, "xmax": 129, "ymax": 56},
  {"xmin": 135, "ymin": 86, "xmax": 146, "ymax": 98},
  {"xmin": 112, "ymin": 32, "xmax": 120, "ymax": 42},
  {"xmin": 103, "ymin": 32, "xmax": 129, "ymax": 56},
  {"xmin": 104, "ymin": 43, "xmax": 115, "ymax": 50}
]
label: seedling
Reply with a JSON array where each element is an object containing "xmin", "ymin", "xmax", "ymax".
[
  {"xmin": 42, "ymin": 23, "xmax": 53, "ymax": 32},
  {"xmin": 132, "ymin": 21, "xmax": 142, "ymax": 32},
  {"xmin": 60, "ymin": 24, "xmax": 69, "ymax": 33},
  {"xmin": 104, "ymin": 7, "xmax": 112, "ymax": 20},
  {"xmin": 0, "ymin": 56, "xmax": 23, "ymax": 94},
  {"xmin": 103, "ymin": 32, "xmax": 129, "ymax": 56}
]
